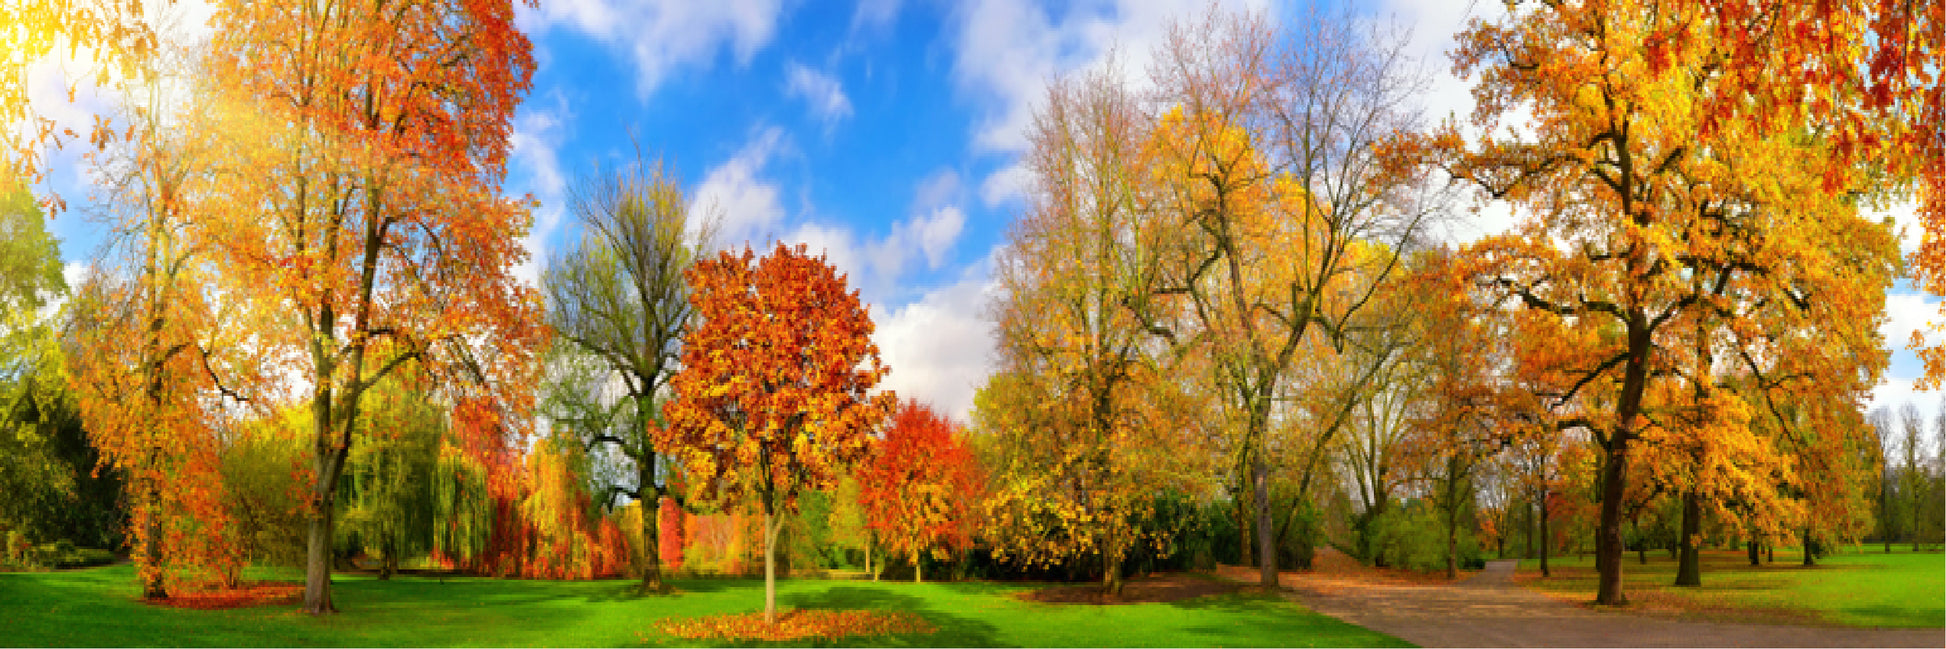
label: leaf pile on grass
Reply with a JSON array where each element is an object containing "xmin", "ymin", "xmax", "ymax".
[
  {"xmin": 146, "ymin": 581, "xmax": 303, "ymax": 610},
  {"xmin": 653, "ymin": 609, "xmax": 936, "ymax": 642}
]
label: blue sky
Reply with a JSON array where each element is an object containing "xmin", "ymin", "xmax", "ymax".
[{"xmin": 27, "ymin": 0, "xmax": 1941, "ymax": 424}]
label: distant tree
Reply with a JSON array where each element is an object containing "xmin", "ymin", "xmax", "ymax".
[
  {"xmin": 541, "ymin": 154, "xmax": 717, "ymax": 592},
  {"xmin": 859, "ymin": 400, "xmax": 984, "ymax": 582},
  {"xmin": 659, "ymin": 243, "xmax": 895, "ymax": 623}
]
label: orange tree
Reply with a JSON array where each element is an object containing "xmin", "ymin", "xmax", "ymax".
[
  {"xmin": 201, "ymin": 0, "xmax": 541, "ymax": 614},
  {"xmin": 858, "ymin": 399, "xmax": 983, "ymax": 583},
  {"xmin": 1440, "ymin": 0, "xmax": 1905, "ymax": 605},
  {"xmin": 658, "ymin": 242, "xmax": 895, "ymax": 623}
]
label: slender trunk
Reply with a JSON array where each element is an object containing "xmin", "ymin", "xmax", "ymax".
[
  {"xmin": 1747, "ymin": 539, "xmax": 1760, "ymax": 566},
  {"xmin": 142, "ymin": 508, "xmax": 166, "ymax": 599},
  {"xmin": 763, "ymin": 506, "xmax": 781, "ymax": 623},
  {"xmin": 1802, "ymin": 527, "xmax": 1817, "ymax": 567},
  {"xmin": 1767, "ymin": 544, "xmax": 1773, "ymax": 563},
  {"xmin": 1675, "ymin": 490, "xmax": 1701, "ymax": 586},
  {"xmin": 1445, "ymin": 508, "xmax": 1459, "ymax": 580},
  {"xmin": 1238, "ymin": 492, "xmax": 1253, "ymax": 567},
  {"xmin": 639, "ymin": 466, "xmax": 663, "ymax": 593},
  {"xmin": 866, "ymin": 535, "xmax": 876, "ymax": 581},
  {"xmin": 1539, "ymin": 488, "xmax": 1551, "ymax": 578},
  {"xmin": 1103, "ymin": 535, "xmax": 1124, "ymax": 597},
  {"xmin": 1253, "ymin": 451, "xmax": 1276, "ymax": 587},
  {"xmin": 913, "ymin": 549, "xmax": 922, "ymax": 583},
  {"xmin": 1525, "ymin": 499, "xmax": 1535, "ymax": 559}
]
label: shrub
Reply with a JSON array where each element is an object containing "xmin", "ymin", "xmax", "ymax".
[{"xmin": 4, "ymin": 531, "xmax": 29, "ymax": 566}]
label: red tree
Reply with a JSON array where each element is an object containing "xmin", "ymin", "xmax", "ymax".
[{"xmin": 859, "ymin": 400, "xmax": 984, "ymax": 582}]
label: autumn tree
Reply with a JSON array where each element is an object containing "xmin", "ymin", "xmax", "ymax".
[
  {"xmin": 980, "ymin": 56, "xmax": 1189, "ymax": 597},
  {"xmin": 1143, "ymin": 5, "xmax": 1437, "ymax": 587},
  {"xmin": 658, "ymin": 243, "xmax": 895, "ymax": 623},
  {"xmin": 1441, "ymin": 0, "xmax": 1903, "ymax": 604},
  {"xmin": 858, "ymin": 399, "xmax": 983, "ymax": 583},
  {"xmin": 0, "ymin": 0, "xmax": 166, "ymax": 197},
  {"xmin": 541, "ymin": 153, "xmax": 717, "ymax": 592},
  {"xmin": 201, "ymin": 0, "xmax": 541, "ymax": 614}
]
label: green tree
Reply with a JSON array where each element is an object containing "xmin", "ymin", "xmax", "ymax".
[{"xmin": 542, "ymin": 155, "xmax": 717, "ymax": 593}]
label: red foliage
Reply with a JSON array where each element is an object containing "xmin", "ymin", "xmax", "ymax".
[
  {"xmin": 858, "ymin": 399, "xmax": 985, "ymax": 572},
  {"xmin": 658, "ymin": 497, "xmax": 686, "ymax": 573},
  {"xmin": 653, "ymin": 609, "xmax": 935, "ymax": 642},
  {"xmin": 145, "ymin": 581, "xmax": 302, "ymax": 610}
]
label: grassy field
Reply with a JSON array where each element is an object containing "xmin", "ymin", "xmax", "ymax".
[
  {"xmin": 0, "ymin": 566, "xmax": 1411, "ymax": 647},
  {"xmin": 1515, "ymin": 547, "xmax": 1945, "ymax": 628}
]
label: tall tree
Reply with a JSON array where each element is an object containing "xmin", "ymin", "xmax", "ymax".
[
  {"xmin": 1145, "ymin": 5, "xmax": 1436, "ymax": 587},
  {"xmin": 858, "ymin": 399, "xmax": 983, "ymax": 583},
  {"xmin": 1441, "ymin": 0, "xmax": 1902, "ymax": 605},
  {"xmin": 981, "ymin": 57, "xmax": 1179, "ymax": 597},
  {"xmin": 203, "ymin": 0, "xmax": 541, "ymax": 614},
  {"xmin": 658, "ymin": 243, "xmax": 894, "ymax": 623},
  {"xmin": 541, "ymin": 154, "xmax": 716, "ymax": 592}
]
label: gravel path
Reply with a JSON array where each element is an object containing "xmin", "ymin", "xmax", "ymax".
[{"xmin": 1267, "ymin": 560, "xmax": 1944, "ymax": 648}]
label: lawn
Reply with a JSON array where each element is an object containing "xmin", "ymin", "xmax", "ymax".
[
  {"xmin": 1515, "ymin": 547, "xmax": 1945, "ymax": 628},
  {"xmin": 0, "ymin": 566, "xmax": 1412, "ymax": 647}
]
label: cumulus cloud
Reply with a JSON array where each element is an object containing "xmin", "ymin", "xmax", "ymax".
[
  {"xmin": 509, "ymin": 95, "xmax": 571, "ymax": 288},
  {"xmin": 694, "ymin": 127, "xmax": 789, "ymax": 248},
  {"xmin": 520, "ymin": 0, "xmax": 785, "ymax": 99},
  {"xmin": 850, "ymin": 0, "xmax": 903, "ymax": 36},
  {"xmin": 875, "ymin": 269, "xmax": 1000, "ymax": 424},
  {"xmin": 783, "ymin": 62, "xmax": 855, "ymax": 129},
  {"xmin": 948, "ymin": 0, "xmax": 1270, "ymax": 206}
]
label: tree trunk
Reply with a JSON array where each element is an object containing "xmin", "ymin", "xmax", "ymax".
[
  {"xmin": 1675, "ymin": 490, "xmax": 1701, "ymax": 586},
  {"xmin": 866, "ymin": 536, "xmax": 876, "ymax": 581},
  {"xmin": 762, "ymin": 507, "xmax": 781, "ymax": 623},
  {"xmin": 1539, "ymin": 488, "xmax": 1551, "ymax": 578},
  {"xmin": 142, "ymin": 510, "xmax": 166, "ymax": 599},
  {"xmin": 1103, "ymin": 535, "xmax": 1124, "ymax": 597},
  {"xmin": 303, "ymin": 496, "xmax": 336, "ymax": 614},
  {"xmin": 639, "ymin": 476, "xmax": 663, "ymax": 593},
  {"xmin": 1802, "ymin": 527, "xmax": 1817, "ymax": 567},
  {"xmin": 913, "ymin": 549, "xmax": 922, "ymax": 583},
  {"xmin": 1238, "ymin": 487, "xmax": 1253, "ymax": 568},
  {"xmin": 1594, "ymin": 437, "xmax": 1630, "ymax": 604},
  {"xmin": 1253, "ymin": 451, "xmax": 1277, "ymax": 588},
  {"xmin": 1525, "ymin": 499, "xmax": 1535, "ymax": 560},
  {"xmin": 1446, "ymin": 509, "xmax": 1460, "ymax": 580},
  {"xmin": 1766, "ymin": 544, "xmax": 1773, "ymax": 563},
  {"xmin": 1747, "ymin": 539, "xmax": 1760, "ymax": 566}
]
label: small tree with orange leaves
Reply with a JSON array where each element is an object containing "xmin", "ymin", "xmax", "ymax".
[
  {"xmin": 858, "ymin": 400, "xmax": 984, "ymax": 582},
  {"xmin": 659, "ymin": 243, "xmax": 896, "ymax": 623}
]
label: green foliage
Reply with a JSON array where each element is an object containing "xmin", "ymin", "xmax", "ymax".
[
  {"xmin": 220, "ymin": 409, "xmax": 311, "ymax": 567},
  {"xmin": 338, "ymin": 378, "xmax": 445, "ymax": 575},
  {"xmin": 1364, "ymin": 500, "xmax": 1482, "ymax": 573},
  {"xmin": 0, "ymin": 565, "xmax": 1411, "ymax": 647}
]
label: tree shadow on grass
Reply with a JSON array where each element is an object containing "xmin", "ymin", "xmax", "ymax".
[{"xmin": 782, "ymin": 585, "xmax": 1008, "ymax": 647}]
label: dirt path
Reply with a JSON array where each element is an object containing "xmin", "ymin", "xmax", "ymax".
[{"xmin": 1224, "ymin": 559, "xmax": 1943, "ymax": 648}]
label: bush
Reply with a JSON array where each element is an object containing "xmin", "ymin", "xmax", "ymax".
[{"xmin": 4, "ymin": 531, "xmax": 29, "ymax": 566}]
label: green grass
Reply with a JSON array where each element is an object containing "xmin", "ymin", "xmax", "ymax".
[
  {"xmin": 1514, "ymin": 547, "xmax": 1945, "ymax": 628},
  {"xmin": 0, "ymin": 566, "xmax": 1411, "ymax": 647}
]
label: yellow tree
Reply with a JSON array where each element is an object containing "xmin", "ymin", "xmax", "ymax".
[
  {"xmin": 1442, "ymin": 0, "xmax": 1903, "ymax": 604},
  {"xmin": 201, "ymin": 0, "xmax": 542, "ymax": 614},
  {"xmin": 980, "ymin": 57, "xmax": 1182, "ymax": 597},
  {"xmin": 1143, "ymin": 6, "xmax": 1438, "ymax": 586},
  {"xmin": 658, "ymin": 243, "xmax": 895, "ymax": 623}
]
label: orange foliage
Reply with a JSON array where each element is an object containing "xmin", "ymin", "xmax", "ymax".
[
  {"xmin": 858, "ymin": 400, "xmax": 984, "ymax": 580},
  {"xmin": 652, "ymin": 610, "xmax": 935, "ymax": 643},
  {"xmin": 659, "ymin": 242, "xmax": 895, "ymax": 621},
  {"xmin": 658, "ymin": 498, "xmax": 686, "ymax": 573},
  {"xmin": 473, "ymin": 438, "xmax": 631, "ymax": 580}
]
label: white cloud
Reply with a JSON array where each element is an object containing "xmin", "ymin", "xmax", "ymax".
[
  {"xmin": 948, "ymin": 0, "xmax": 1271, "ymax": 206},
  {"xmin": 695, "ymin": 127, "xmax": 789, "ymax": 248},
  {"xmin": 520, "ymin": 0, "xmax": 785, "ymax": 99},
  {"xmin": 850, "ymin": 0, "xmax": 902, "ymax": 35},
  {"xmin": 783, "ymin": 62, "xmax": 855, "ymax": 129},
  {"xmin": 875, "ymin": 268, "xmax": 1000, "ymax": 424},
  {"xmin": 509, "ymin": 96, "xmax": 571, "ymax": 288},
  {"xmin": 1884, "ymin": 291, "xmax": 1941, "ymax": 358},
  {"xmin": 978, "ymin": 162, "xmax": 1031, "ymax": 209}
]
